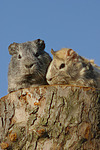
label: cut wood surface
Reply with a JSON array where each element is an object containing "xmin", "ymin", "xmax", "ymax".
[{"xmin": 0, "ymin": 85, "xmax": 100, "ymax": 150}]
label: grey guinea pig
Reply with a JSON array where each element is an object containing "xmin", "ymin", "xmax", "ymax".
[{"xmin": 8, "ymin": 39, "xmax": 52, "ymax": 93}]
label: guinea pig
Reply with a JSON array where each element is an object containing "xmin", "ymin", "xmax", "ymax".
[
  {"xmin": 46, "ymin": 48, "xmax": 100, "ymax": 88},
  {"xmin": 8, "ymin": 39, "xmax": 52, "ymax": 93}
]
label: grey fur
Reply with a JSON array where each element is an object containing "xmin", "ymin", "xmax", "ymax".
[{"xmin": 8, "ymin": 39, "xmax": 52, "ymax": 93}]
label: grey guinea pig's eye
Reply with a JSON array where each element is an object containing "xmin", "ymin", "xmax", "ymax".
[
  {"xmin": 18, "ymin": 54, "xmax": 22, "ymax": 59},
  {"xmin": 59, "ymin": 63, "xmax": 65, "ymax": 69}
]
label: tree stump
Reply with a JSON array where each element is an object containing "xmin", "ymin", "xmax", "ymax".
[{"xmin": 0, "ymin": 85, "xmax": 100, "ymax": 150}]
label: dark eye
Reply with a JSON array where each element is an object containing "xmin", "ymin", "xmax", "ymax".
[
  {"xmin": 18, "ymin": 54, "xmax": 22, "ymax": 59},
  {"xmin": 35, "ymin": 52, "xmax": 40, "ymax": 57},
  {"xmin": 59, "ymin": 63, "xmax": 65, "ymax": 69}
]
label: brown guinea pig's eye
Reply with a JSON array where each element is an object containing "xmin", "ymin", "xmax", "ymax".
[
  {"xmin": 59, "ymin": 63, "xmax": 65, "ymax": 69},
  {"xmin": 18, "ymin": 54, "xmax": 22, "ymax": 59}
]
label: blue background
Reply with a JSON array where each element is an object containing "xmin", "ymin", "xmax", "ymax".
[{"xmin": 0, "ymin": 0, "xmax": 100, "ymax": 98}]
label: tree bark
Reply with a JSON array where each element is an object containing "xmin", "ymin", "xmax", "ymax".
[{"xmin": 0, "ymin": 85, "xmax": 100, "ymax": 150}]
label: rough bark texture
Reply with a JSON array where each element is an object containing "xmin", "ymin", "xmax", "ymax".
[{"xmin": 0, "ymin": 85, "xmax": 100, "ymax": 150}]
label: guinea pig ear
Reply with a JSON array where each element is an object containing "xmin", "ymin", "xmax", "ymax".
[
  {"xmin": 51, "ymin": 49, "xmax": 55, "ymax": 56},
  {"xmin": 51, "ymin": 49, "xmax": 58, "ymax": 59},
  {"xmin": 8, "ymin": 42, "xmax": 18, "ymax": 55},
  {"xmin": 33, "ymin": 39, "xmax": 45, "ymax": 50}
]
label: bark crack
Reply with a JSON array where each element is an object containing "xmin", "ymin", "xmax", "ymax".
[{"xmin": 46, "ymin": 92, "xmax": 55, "ymax": 125}]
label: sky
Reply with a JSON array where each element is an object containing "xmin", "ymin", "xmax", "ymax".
[{"xmin": 0, "ymin": 0, "xmax": 100, "ymax": 98}]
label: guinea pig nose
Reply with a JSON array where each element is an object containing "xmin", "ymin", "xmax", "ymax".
[{"xmin": 25, "ymin": 63, "xmax": 34, "ymax": 68}]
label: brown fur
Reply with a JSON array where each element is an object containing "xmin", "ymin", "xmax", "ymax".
[{"xmin": 46, "ymin": 48, "xmax": 100, "ymax": 88}]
